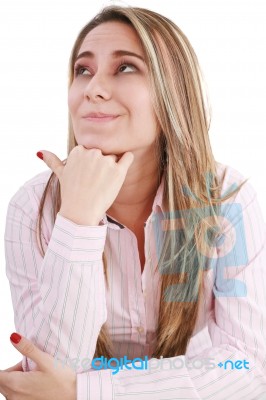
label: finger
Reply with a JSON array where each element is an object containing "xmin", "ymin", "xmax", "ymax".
[
  {"xmin": 117, "ymin": 151, "xmax": 134, "ymax": 170},
  {"xmin": 37, "ymin": 150, "xmax": 64, "ymax": 179},
  {"xmin": 104, "ymin": 154, "xmax": 119, "ymax": 162},
  {"xmin": 10, "ymin": 333, "xmax": 53, "ymax": 372},
  {"xmin": 2, "ymin": 361, "xmax": 23, "ymax": 372}
]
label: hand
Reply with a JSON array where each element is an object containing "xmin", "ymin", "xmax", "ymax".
[
  {"xmin": 39, "ymin": 145, "xmax": 134, "ymax": 225},
  {"xmin": 0, "ymin": 333, "xmax": 76, "ymax": 400}
]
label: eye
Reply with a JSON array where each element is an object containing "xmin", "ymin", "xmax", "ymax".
[
  {"xmin": 74, "ymin": 64, "xmax": 91, "ymax": 76},
  {"xmin": 118, "ymin": 63, "xmax": 137, "ymax": 73}
]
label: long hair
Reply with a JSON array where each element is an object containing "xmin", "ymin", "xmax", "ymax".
[{"xmin": 37, "ymin": 6, "xmax": 248, "ymax": 360}]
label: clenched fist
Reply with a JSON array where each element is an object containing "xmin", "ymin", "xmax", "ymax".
[{"xmin": 38, "ymin": 145, "xmax": 134, "ymax": 225}]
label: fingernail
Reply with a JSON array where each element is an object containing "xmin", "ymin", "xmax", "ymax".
[
  {"xmin": 36, "ymin": 151, "xmax": 43, "ymax": 160},
  {"xmin": 10, "ymin": 332, "xmax": 22, "ymax": 344}
]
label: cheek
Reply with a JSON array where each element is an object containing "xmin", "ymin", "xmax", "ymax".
[
  {"xmin": 68, "ymin": 85, "xmax": 79, "ymax": 113},
  {"xmin": 134, "ymin": 92, "xmax": 157, "ymax": 127},
  {"xmin": 134, "ymin": 87, "xmax": 154, "ymax": 114}
]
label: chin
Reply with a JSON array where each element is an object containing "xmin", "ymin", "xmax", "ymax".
[
  {"xmin": 75, "ymin": 137, "xmax": 130, "ymax": 155},
  {"xmin": 80, "ymin": 144, "xmax": 122, "ymax": 156}
]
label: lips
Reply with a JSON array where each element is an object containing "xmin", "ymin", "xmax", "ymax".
[
  {"xmin": 83, "ymin": 112, "xmax": 118, "ymax": 118},
  {"xmin": 82, "ymin": 112, "xmax": 120, "ymax": 123}
]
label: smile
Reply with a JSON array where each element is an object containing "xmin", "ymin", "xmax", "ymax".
[{"xmin": 82, "ymin": 115, "xmax": 119, "ymax": 122}]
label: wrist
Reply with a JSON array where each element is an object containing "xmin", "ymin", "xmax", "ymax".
[{"xmin": 59, "ymin": 208, "xmax": 102, "ymax": 226}]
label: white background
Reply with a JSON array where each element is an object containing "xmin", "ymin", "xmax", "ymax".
[{"xmin": 0, "ymin": 0, "xmax": 265, "ymax": 382}]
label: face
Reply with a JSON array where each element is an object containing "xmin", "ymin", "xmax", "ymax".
[{"xmin": 68, "ymin": 21, "xmax": 159, "ymax": 156}]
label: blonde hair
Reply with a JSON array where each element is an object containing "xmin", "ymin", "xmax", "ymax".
[{"xmin": 37, "ymin": 5, "xmax": 248, "ymax": 360}]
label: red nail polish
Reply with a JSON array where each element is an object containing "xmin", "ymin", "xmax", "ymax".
[
  {"xmin": 36, "ymin": 151, "xmax": 43, "ymax": 160},
  {"xmin": 10, "ymin": 332, "xmax": 22, "ymax": 344}
]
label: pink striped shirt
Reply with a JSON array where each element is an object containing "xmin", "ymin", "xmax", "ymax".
[{"xmin": 4, "ymin": 162, "xmax": 266, "ymax": 399}]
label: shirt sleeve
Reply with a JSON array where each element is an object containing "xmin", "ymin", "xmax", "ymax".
[
  {"xmin": 4, "ymin": 182, "xmax": 108, "ymax": 373},
  {"xmin": 76, "ymin": 179, "xmax": 266, "ymax": 400}
]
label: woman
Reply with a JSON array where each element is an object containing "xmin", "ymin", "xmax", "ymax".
[{"xmin": 1, "ymin": 5, "xmax": 266, "ymax": 400}]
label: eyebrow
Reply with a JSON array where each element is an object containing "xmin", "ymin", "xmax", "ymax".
[{"xmin": 74, "ymin": 50, "xmax": 145, "ymax": 63}]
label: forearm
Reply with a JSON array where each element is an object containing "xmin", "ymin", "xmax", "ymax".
[
  {"xmin": 5, "ymin": 204, "xmax": 108, "ymax": 373},
  {"xmin": 76, "ymin": 348, "xmax": 266, "ymax": 400}
]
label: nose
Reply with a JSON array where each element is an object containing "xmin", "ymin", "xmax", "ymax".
[{"xmin": 84, "ymin": 72, "xmax": 112, "ymax": 102}]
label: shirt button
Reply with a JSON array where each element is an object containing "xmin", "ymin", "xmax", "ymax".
[{"xmin": 137, "ymin": 326, "xmax": 144, "ymax": 333}]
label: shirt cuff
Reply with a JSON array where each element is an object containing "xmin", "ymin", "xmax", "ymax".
[
  {"xmin": 47, "ymin": 213, "xmax": 108, "ymax": 262},
  {"xmin": 77, "ymin": 369, "xmax": 113, "ymax": 400}
]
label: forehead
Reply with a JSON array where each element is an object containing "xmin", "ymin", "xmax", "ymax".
[{"xmin": 78, "ymin": 21, "xmax": 144, "ymax": 55}]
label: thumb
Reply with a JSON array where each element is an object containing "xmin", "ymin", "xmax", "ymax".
[
  {"xmin": 36, "ymin": 150, "xmax": 64, "ymax": 180},
  {"xmin": 10, "ymin": 332, "xmax": 52, "ymax": 371}
]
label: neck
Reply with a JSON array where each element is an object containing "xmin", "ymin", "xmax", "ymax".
[{"xmin": 106, "ymin": 147, "xmax": 162, "ymax": 228}]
